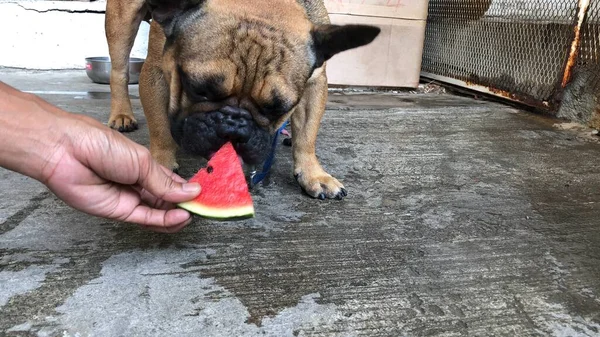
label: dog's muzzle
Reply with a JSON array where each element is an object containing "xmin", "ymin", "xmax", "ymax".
[{"xmin": 170, "ymin": 106, "xmax": 273, "ymax": 165}]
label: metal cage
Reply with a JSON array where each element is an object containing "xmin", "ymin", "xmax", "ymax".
[{"xmin": 421, "ymin": 0, "xmax": 600, "ymax": 127}]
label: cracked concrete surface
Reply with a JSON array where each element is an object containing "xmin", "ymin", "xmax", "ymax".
[
  {"xmin": 5, "ymin": 1, "xmax": 106, "ymax": 14},
  {"xmin": 1, "ymin": 70, "xmax": 600, "ymax": 336}
]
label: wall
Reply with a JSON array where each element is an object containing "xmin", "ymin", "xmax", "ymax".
[{"xmin": 0, "ymin": 0, "xmax": 149, "ymax": 69}]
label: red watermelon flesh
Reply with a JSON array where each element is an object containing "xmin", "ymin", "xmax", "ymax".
[{"xmin": 178, "ymin": 142, "xmax": 254, "ymax": 219}]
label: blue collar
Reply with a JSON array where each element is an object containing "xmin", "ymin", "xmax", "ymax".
[{"xmin": 250, "ymin": 120, "xmax": 288, "ymax": 187}]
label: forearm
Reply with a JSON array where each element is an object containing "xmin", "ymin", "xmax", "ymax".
[{"xmin": 0, "ymin": 81, "xmax": 69, "ymax": 182}]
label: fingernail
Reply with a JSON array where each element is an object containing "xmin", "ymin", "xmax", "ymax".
[{"xmin": 183, "ymin": 183, "xmax": 201, "ymax": 193}]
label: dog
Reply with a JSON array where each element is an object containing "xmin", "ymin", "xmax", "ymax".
[{"xmin": 105, "ymin": 0, "xmax": 380, "ymax": 199}]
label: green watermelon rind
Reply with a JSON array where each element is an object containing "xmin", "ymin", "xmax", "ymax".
[{"xmin": 178, "ymin": 201, "xmax": 255, "ymax": 220}]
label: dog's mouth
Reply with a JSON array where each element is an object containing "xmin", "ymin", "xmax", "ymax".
[{"xmin": 170, "ymin": 106, "xmax": 273, "ymax": 165}]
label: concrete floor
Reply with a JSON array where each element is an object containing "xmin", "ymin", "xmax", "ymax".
[{"xmin": 1, "ymin": 70, "xmax": 600, "ymax": 337}]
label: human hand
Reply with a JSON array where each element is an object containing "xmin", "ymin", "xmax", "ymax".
[
  {"xmin": 0, "ymin": 83, "xmax": 201, "ymax": 232},
  {"xmin": 40, "ymin": 114, "xmax": 201, "ymax": 233}
]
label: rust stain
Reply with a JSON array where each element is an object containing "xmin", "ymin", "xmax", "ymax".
[
  {"xmin": 562, "ymin": 0, "xmax": 591, "ymax": 88},
  {"xmin": 487, "ymin": 87, "xmax": 550, "ymax": 110},
  {"xmin": 463, "ymin": 79, "xmax": 551, "ymax": 110}
]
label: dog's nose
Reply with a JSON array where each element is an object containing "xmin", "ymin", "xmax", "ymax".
[
  {"xmin": 220, "ymin": 106, "xmax": 253, "ymax": 120},
  {"xmin": 215, "ymin": 106, "xmax": 253, "ymax": 142}
]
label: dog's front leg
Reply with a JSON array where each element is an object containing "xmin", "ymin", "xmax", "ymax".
[
  {"xmin": 291, "ymin": 68, "xmax": 347, "ymax": 200},
  {"xmin": 105, "ymin": 0, "xmax": 147, "ymax": 132}
]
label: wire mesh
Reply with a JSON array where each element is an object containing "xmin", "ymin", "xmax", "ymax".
[
  {"xmin": 576, "ymin": 0, "xmax": 600, "ymax": 96},
  {"xmin": 555, "ymin": 1, "xmax": 600, "ymax": 125},
  {"xmin": 578, "ymin": 1, "xmax": 599, "ymax": 68},
  {"xmin": 422, "ymin": 0, "xmax": 580, "ymax": 106}
]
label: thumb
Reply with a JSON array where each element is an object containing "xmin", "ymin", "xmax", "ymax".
[{"xmin": 137, "ymin": 152, "xmax": 201, "ymax": 202}]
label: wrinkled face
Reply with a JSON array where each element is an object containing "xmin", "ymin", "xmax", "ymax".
[{"xmin": 150, "ymin": 0, "xmax": 379, "ymax": 164}]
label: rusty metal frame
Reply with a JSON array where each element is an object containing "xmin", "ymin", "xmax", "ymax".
[
  {"xmin": 561, "ymin": 0, "xmax": 591, "ymax": 87},
  {"xmin": 421, "ymin": 0, "xmax": 593, "ymax": 111},
  {"xmin": 421, "ymin": 71, "xmax": 553, "ymax": 110}
]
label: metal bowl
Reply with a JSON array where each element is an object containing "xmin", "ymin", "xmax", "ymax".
[{"xmin": 84, "ymin": 57, "xmax": 145, "ymax": 85}]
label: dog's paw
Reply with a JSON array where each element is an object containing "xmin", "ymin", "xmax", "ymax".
[
  {"xmin": 153, "ymin": 150, "xmax": 179, "ymax": 173},
  {"xmin": 294, "ymin": 168, "xmax": 347, "ymax": 200},
  {"xmin": 109, "ymin": 114, "xmax": 138, "ymax": 133}
]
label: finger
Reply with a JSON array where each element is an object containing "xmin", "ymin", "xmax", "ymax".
[
  {"xmin": 137, "ymin": 186, "xmax": 174, "ymax": 210},
  {"xmin": 139, "ymin": 167, "xmax": 189, "ymax": 209},
  {"xmin": 159, "ymin": 165, "xmax": 187, "ymax": 184},
  {"xmin": 124, "ymin": 204, "xmax": 192, "ymax": 227},
  {"xmin": 137, "ymin": 152, "xmax": 201, "ymax": 203},
  {"xmin": 132, "ymin": 182, "xmax": 187, "ymax": 210}
]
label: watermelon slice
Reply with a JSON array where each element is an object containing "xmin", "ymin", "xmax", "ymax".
[{"xmin": 178, "ymin": 142, "xmax": 254, "ymax": 219}]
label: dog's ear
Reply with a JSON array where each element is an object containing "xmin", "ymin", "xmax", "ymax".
[
  {"xmin": 146, "ymin": 0, "xmax": 206, "ymax": 36},
  {"xmin": 311, "ymin": 25, "xmax": 381, "ymax": 68}
]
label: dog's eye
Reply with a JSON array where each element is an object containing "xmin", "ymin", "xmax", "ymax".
[
  {"xmin": 261, "ymin": 92, "xmax": 294, "ymax": 119},
  {"xmin": 182, "ymin": 80, "xmax": 209, "ymax": 102},
  {"xmin": 179, "ymin": 68, "xmax": 226, "ymax": 102},
  {"xmin": 182, "ymin": 81, "xmax": 208, "ymax": 102},
  {"xmin": 190, "ymin": 91, "xmax": 209, "ymax": 102},
  {"xmin": 262, "ymin": 103, "xmax": 288, "ymax": 117}
]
